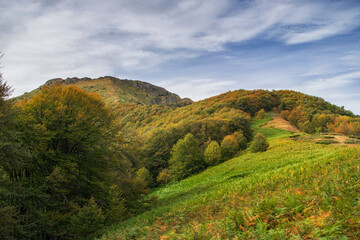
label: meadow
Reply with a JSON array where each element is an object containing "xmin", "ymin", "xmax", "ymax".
[{"xmin": 101, "ymin": 119, "xmax": 360, "ymax": 239}]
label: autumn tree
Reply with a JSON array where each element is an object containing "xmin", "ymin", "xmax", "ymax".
[
  {"xmin": 204, "ymin": 141, "xmax": 221, "ymax": 166},
  {"xmin": 168, "ymin": 133, "xmax": 204, "ymax": 180},
  {"xmin": 250, "ymin": 133, "xmax": 269, "ymax": 153},
  {"xmin": 255, "ymin": 109, "xmax": 266, "ymax": 119}
]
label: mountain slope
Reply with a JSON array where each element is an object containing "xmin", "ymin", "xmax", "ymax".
[
  {"xmin": 16, "ymin": 76, "xmax": 191, "ymax": 106},
  {"xmin": 101, "ymin": 118, "xmax": 360, "ymax": 239}
]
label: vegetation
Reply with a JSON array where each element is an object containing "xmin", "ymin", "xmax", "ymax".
[
  {"xmin": 168, "ymin": 133, "xmax": 204, "ymax": 180},
  {"xmin": 250, "ymin": 132, "xmax": 269, "ymax": 152},
  {"xmin": 0, "ymin": 83, "xmax": 150, "ymax": 239},
  {"xmin": 220, "ymin": 135, "xmax": 239, "ymax": 160},
  {"xmin": 315, "ymin": 139, "xmax": 338, "ymax": 145},
  {"xmin": 3, "ymin": 75, "xmax": 360, "ymax": 239},
  {"xmin": 101, "ymin": 127, "xmax": 360, "ymax": 240},
  {"xmin": 204, "ymin": 141, "xmax": 222, "ymax": 166}
]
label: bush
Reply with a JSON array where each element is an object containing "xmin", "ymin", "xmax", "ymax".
[
  {"xmin": 315, "ymin": 140, "xmax": 338, "ymax": 145},
  {"xmin": 221, "ymin": 135, "xmax": 238, "ymax": 160},
  {"xmin": 168, "ymin": 133, "xmax": 204, "ymax": 180},
  {"xmin": 204, "ymin": 141, "xmax": 221, "ymax": 166},
  {"xmin": 250, "ymin": 133, "xmax": 269, "ymax": 153},
  {"xmin": 345, "ymin": 139, "xmax": 360, "ymax": 144},
  {"xmin": 322, "ymin": 136, "xmax": 335, "ymax": 139},
  {"xmin": 156, "ymin": 169, "xmax": 172, "ymax": 185}
]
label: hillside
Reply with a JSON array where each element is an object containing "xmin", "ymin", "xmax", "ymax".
[
  {"xmin": 4, "ymin": 78, "xmax": 360, "ymax": 239},
  {"xmin": 16, "ymin": 76, "xmax": 191, "ymax": 106},
  {"xmin": 101, "ymin": 117, "xmax": 360, "ymax": 239}
]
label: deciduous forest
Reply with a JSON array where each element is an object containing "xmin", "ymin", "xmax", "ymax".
[{"xmin": 1, "ymin": 76, "xmax": 360, "ymax": 239}]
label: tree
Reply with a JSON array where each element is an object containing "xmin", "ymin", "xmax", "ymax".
[
  {"xmin": 156, "ymin": 168, "xmax": 172, "ymax": 185},
  {"xmin": 10, "ymin": 84, "xmax": 145, "ymax": 238},
  {"xmin": 136, "ymin": 167, "xmax": 154, "ymax": 188},
  {"xmin": 233, "ymin": 131, "xmax": 248, "ymax": 150},
  {"xmin": 220, "ymin": 135, "xmax": 238, "ymax": 160},
  {"xmin": 0, "ymin": 68, "xmax": 35, "ymax": 239},
  {"xmin": 168, "ymin": 133, "xmax": 204, "ymax": 180},
  {"xmin": 255, "ymin": 109, "xmax": 266, "ymax": 119},
  {"xmin": 250, "ymin": 133, "xmax": 269, "ymax": 153},
  {"xmin": 204, "ymin": 141, "xmax": 221, "ymax": 166},
  {"xmin": 142, "ymin": 127, "xmax": 183, "ymax": 179}
]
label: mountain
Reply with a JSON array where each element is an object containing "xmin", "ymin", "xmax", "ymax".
[
  {"xmin": 16, "ymin": 76, "xmax": 191, "ymax": 106},
  {"xmin": 9, "ymin": 77, "xmax": 360, "ymax": 239}
]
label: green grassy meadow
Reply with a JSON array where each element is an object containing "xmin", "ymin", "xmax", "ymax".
[{"xmin": 101, "ymin": 119, "xmax": 360, "ymax": 239}]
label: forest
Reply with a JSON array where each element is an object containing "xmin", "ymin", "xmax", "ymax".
[{"xmin": 1, "ymin": 76, "xmax": 360, "ymax": 239}]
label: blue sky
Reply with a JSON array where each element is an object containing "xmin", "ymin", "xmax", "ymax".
[{"xmin": 1, "ymin": 0, "xmax": 360, "ymax": 114}]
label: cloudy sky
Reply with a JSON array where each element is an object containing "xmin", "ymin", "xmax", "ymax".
[{"xmin": 1, "ymin": 0, "xmax": 360, "ymax": 114}]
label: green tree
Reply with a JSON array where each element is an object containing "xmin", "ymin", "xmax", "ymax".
[
  {"xmin": 255, "ymin": 109, "xmax": 266, "ymax": 119},
  {"xmin": 250, "ymin": 133, "xmax": 269, "ymax": 153},
  {"xmin": 9, "ymin": 84, "xmax": 144, "ymax": 238},
  {"xmin": 204, "ymin": 141, "xmax": 221, "ymax": 166},
  {"xmin": 142, "ymin": 127, "xmax": 183, "ymax": 179},
  {"xmin": 0, "ymin": 71, "xmax": 35, "ymax": 239},
  {"xmin": 156, "ymin": 168, "xmax": 172, "ymax": 185},
  {"xmin": 221, "ymin": 135, "xmax": 238, "ymax": 160},
  {"xmin": 69, "ymin": 198, "xmax": 105, "ymax": 239},
  {"xmin": 233, "ymin": 131, "xmax": 248, "ymax": 150},
  {"xmin": 168, "ymin": 133, "xmax": 204, "ymax": 180},
  {"xmin": 136, "ymin": 167, "xmax": 154, "ymax": 188}
]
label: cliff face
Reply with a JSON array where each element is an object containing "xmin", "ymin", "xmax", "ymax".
[{"xmin": 32, "ymin": 76, "xmax": 192, "ymax": 106}]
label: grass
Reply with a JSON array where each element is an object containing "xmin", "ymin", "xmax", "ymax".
[{"xmin": 100, "ymin": 119, "xmax": 360, "ymax": 240}]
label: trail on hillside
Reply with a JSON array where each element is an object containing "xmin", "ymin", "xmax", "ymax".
[{"xmin": 262, "ymin": 116, "xmax": 301, "ymax": 133}]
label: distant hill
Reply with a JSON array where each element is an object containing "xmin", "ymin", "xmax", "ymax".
[
  {"xmin": 15, "ymin": 78, "xmax": 359, "ymax": 137},
  {"xmin": 16, "ymin": 76, "xmax": 191, "ymax": 106}
]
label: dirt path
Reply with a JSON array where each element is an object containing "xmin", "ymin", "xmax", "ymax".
[{"xmin": 262, "ymin": 116, "xmax": 301, "ymax": 133}]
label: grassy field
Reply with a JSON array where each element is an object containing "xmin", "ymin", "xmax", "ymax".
[{"xmin": 101, "ymin": 118, "xmax": 360, "ymax": 239}]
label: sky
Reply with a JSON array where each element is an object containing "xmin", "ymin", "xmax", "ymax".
[{"xmin": 1, "ymin": 0, "xmax": 360, "ymax": 114}]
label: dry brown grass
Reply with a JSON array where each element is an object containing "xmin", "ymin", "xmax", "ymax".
[{"xmin": 262, "ymin": 116, "xmax": 301, "ymax": 133}]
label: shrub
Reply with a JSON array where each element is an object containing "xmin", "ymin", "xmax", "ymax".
[
  {"xmin": 315, "ymin": 140, "xmax": 338, "ymax": 145},
  {"xmin": 250, "ymin": 133, "xmax": 269, "ymax": 153},
  {"xmin": 221, "ymin": 135, "xmax": 238, "ymax": 160},
  {"xmin": 156, "ymin": 169, "xmax": 172, "ymax": 185},
  {"xmin": 345, "ymin": 139, "xmax": 360, "ymax": 144},
  {"xmin": 168, "ymin": 133, "xmax": 204, "ymax": 180},
  {"xmin": 204, "ymin": 141, "xmax": 221, "ymax": 166}
]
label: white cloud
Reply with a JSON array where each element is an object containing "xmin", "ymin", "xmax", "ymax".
[
  {"xmin": 158, "ymin": 78, "xmax": 236, "ymax": 101},
  {"xmin": 0, "ymin": 0, "xmax": 360, "ymax": 101}
]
